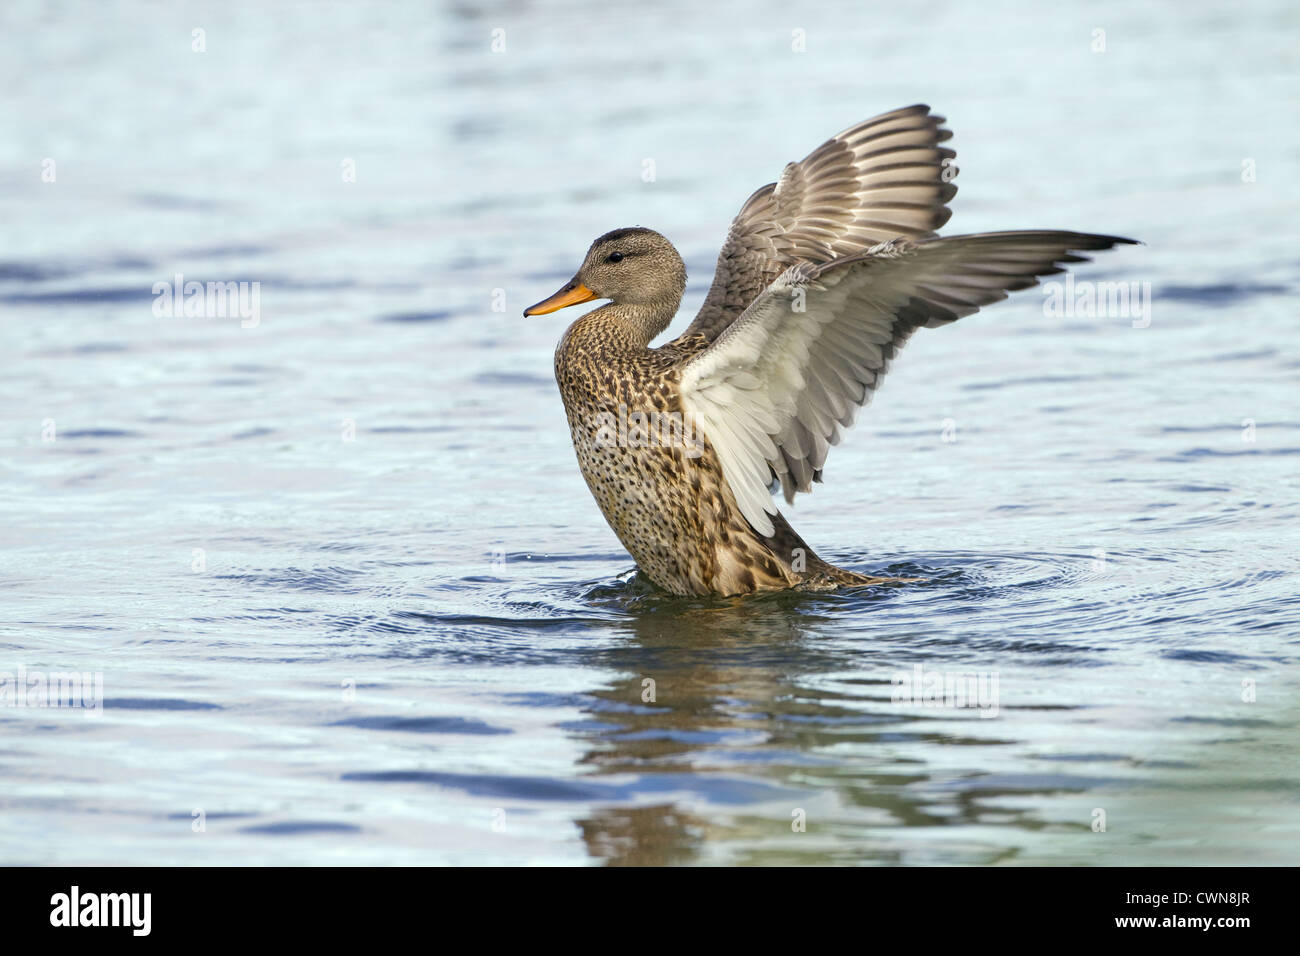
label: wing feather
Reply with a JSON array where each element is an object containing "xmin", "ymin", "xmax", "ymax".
[
  {"xmin": 678, "ymin": 231, "xmax": 1137, "ymax": 536},
  {"xmin": 676, "ymin": 105, "xmax": 959, "ymax": 346}
]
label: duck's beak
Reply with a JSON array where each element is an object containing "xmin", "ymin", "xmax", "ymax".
[{"xmin": 523, "ymin": 279, "xmax": 598, "ymax": 316}]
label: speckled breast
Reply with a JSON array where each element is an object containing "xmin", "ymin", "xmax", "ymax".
[{"xmin": 554, "ymin": 327, "xmax": 794, "ymax": 596}]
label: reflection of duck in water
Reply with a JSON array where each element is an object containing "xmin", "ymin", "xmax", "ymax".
[
  {"xmin": 575, "ymin": 597, "xmax": 821, "ymax": 865},
  {"xmin": 527, "ymin": 105, "xmax": 1135, "ymax": 597},
  {"xmin": 573, "ymin": 591, "xmax": 983, "ymax": 865}
]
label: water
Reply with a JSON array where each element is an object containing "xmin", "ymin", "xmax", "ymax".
[{"xmin": 2, "ymin": 0, "xmax": 1298, "ymax": 865}]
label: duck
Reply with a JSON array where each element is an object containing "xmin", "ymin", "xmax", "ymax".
[{"xmin": 525, "ymin": 104, "xmax": 1136, "ymax": 597}]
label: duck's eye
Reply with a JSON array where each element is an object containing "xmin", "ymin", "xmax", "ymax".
[{"xmin": 606, "ymin": 252, "xmax": 625, "ymax": 263}]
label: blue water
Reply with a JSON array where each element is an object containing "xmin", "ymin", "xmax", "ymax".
[{"xmin": 2, "ymin": 0, "xmax": 1298, "ymax": 865}]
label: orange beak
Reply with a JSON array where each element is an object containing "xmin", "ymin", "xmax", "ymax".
[{"xmin": 523, "ymin": 280, "xmax": 598, "ymax": 316}]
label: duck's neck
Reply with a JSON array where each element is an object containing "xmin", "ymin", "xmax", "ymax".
[{"xmin": 596, "ymin": 297, "xmax": 680, "ymax": 350}]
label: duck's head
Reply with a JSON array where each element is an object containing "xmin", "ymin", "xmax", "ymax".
[{"xmin": 524, "ymin": 227, "xmax": 686, "ymax": 316}]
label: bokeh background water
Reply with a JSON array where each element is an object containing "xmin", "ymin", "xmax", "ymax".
[{"xmin": 2, "ymin": 0, "xmax": 1298, "ymax": 865}]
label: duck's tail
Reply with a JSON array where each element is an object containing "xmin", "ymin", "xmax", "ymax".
[{"xmin": 761, "ymin": 512, "xmax": 917, "ymax": 589}]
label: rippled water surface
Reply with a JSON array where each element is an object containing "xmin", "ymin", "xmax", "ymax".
[{"xmin": 2, "ymin": 1, "xmax": 1298, "ymax": 865}]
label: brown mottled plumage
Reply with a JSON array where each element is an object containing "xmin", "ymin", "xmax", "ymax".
[{"xmin": 526, "ymin": 105, "xmax": 1136, "ymax": 597}]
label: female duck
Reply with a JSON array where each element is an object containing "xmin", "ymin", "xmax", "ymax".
[{"xmin": 526, "ymin": 104, "xmax": 1134, "ymax": 597}]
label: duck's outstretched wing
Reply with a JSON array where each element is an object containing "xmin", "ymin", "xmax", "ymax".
[
  {"xmin": 677, "ymin": 104, "xmax": 958, "ymax": 346},
  {"xmin": 677, "ymin": 231, "xmax": 1138, "ymax": 537}
]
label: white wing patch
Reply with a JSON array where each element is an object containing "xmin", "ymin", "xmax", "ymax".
[{"xmin": 680, "ymin": 258, "xmax": 897, "ymax": 537}]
